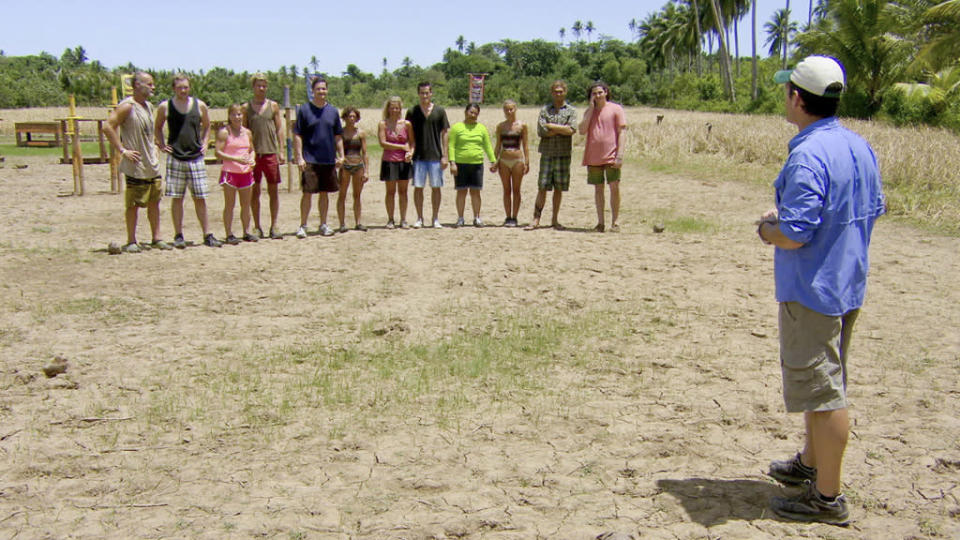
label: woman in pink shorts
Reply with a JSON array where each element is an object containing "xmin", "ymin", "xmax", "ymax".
[{"xmin": 216, "ymin": 103, "xmax": 257, "ymax": 244}]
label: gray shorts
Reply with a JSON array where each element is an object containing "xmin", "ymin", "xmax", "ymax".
[{"xmin": 779, "ymin": 302, "xmax": 859, "ymax": 413}]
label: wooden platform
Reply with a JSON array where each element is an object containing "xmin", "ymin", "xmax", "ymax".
[{"xmin": 16, "ymin": 122, "xmax": 62, "ymax": 147}]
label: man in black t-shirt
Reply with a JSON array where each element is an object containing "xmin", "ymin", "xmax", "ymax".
[{"xmin": 405, "ymin": 82, "xmax": 450, "ymax": 229}]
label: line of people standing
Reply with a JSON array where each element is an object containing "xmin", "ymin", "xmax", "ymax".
[{"xmin": 106, "ymin": 74, "xmax": 627, "ymax": 251}]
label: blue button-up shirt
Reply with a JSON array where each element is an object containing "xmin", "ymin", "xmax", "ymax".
[{"xmin": 774, "ymin": 117, "xmax": 886, "ymax": 316}]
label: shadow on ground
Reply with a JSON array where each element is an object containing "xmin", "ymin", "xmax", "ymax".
[{"xmin": 656, "ymin": 477, "xmax": 785, "ymax": 527}]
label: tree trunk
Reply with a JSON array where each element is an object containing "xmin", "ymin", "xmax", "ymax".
[
  {"xmin": 734, "ymin": 15, "xmax": 741, "ymax": 78},
  {"xmin": 693, "ymin": 0, "xmax": 703, "ymax": 76},
  {"xmin": 751, "ymin": 0, "xmax": 758, "ymax": 100},
  {"xmin": 783, "ymin": 0, "xmax": 791, "ymax": 69},
  {"xmin": 709, "ymin": 0, "xmax": 735, "ymax": 101}
]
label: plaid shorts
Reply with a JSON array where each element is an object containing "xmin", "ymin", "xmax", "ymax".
[
  {"xmin": 164, "ymin": 155, "xmax": 210, "ymax": 199},
  {"xmin": 538, "ymin": 155, "xmax": 571, "ymax": 191}
]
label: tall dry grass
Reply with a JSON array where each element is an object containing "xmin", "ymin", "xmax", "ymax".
[{"xmin": 621, "ymin": 107, "xmax": 960, "ymax": 235}]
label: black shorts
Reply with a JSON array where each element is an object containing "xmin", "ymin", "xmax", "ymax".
[
  {"xmin": 380, "ymin": 161, "xmax": 412, "ymax": 181},
  {"xmin": 453, "ymin": 163, "xmax": 484, "ymax": 190},
  {"xmin": 301, "ymin": 163, "xmax": 339, "ymax": 193}
]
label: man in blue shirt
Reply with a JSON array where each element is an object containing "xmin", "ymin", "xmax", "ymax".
[
  {"xmin": 757, "ymin": 55, "xmax": 885, "ymax": 526},
  {"xmin": 294, "ymin": 77, "xmax": 344, "ymax": 238}
]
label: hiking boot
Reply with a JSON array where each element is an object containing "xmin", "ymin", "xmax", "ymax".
[
  {"xmin": 121, "ymin": 242, "xmax": 141, "ymax": 254},
  {"xmin": 296, "ymin": 225, "xmax": 307, "ymax": 239},
  {"xmin": 320, "ymin": 224, "xmax": 334, "ymax": 237},
  {"xmin": 768, "ymin": 452, "xmax": 817, "ymax": 485},
  {"xmin": 225, "ymin": 234, "xmax": 241, "ymax": 245},
  {"xmin": 204, "ymin": 234, "xmax": 223, "ymax": 247},
  {"xmin": 242, "ymin": 233, "xmax": 259, "ymax": 242},
  {"xmin": 173, "ymin": 234, "xmax": 186, "ymax": 249},
  {"xmin": 771, "ymin": 480, "xmax": 850, "ymax": 526}
]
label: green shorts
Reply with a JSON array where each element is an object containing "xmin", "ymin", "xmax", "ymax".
[
  {"xmin": 779, "ymin": 302, "xmax": 859, "ymax": 413},
  {"xmin": 587, "ymin": 165, "xmax": 621, "ymax": 185},
  {"xmin": 125, "ymin": 176, "xmax": 162, "ymax": 208}
]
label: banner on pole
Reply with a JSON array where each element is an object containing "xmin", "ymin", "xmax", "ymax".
[
  {"xmin": 468, "ymin": 74, "xmax": 486, "ymax": 104},
  {"xmin": 120, "ymin": 74, "xmax": 134, "ymax": 98}
]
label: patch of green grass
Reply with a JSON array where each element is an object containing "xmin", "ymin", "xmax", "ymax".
[
  {"xmin": 0, "ymin": 141, "xmax": 104, "ymax": 157},
  {"xmin": 648, "ymin": 207, "xmax": 717, "ymax": 234},
  {"xmin": 138, "ymin": 309, "xmax": 623, "ymax": 434}
]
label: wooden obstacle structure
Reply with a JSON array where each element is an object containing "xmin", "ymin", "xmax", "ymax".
[
  {"xmin": 58, "ymin": 118, "xmax": 110, "ymax": 165},
  {"xmin": 15, "ymin": 122, "xmax": 62, "ymax": 147}
]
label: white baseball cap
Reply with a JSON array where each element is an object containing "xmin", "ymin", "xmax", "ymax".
[{"xmin": 774, "ymin": 56, "xmax": 845, "ymax": 98}]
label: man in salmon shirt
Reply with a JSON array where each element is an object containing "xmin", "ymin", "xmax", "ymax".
[{"xmin": 578, "ymin": 82, "xmax": 627, "ymax": 232}]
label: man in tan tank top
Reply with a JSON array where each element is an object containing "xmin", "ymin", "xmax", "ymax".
[
  {"xmin": 243, "ymin": 73, "xmax": 285, "ymax": 239},
  {"xmin": 102, "ymin": 72, "xmax": 171, "ymax": 253}
]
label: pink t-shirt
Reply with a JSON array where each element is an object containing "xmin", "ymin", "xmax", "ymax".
[
  {"xmin": 581, "ymin": 102, "xmax": 626, "ymax": 166},
  {"xmin": 222, "ymin": 129, "xmax": 253, "ymax": 174}
]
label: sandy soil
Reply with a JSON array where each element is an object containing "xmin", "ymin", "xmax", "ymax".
[{"xmin": 1, "ymin": 107, "xmax": 958, "ymax": 539}]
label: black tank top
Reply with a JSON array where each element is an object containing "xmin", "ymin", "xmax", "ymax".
[{"xmin": 167, "ymin": 98, "xmax": 204, "ymax": 161}]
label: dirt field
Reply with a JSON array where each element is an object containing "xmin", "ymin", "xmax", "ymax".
[{"xmin": 1, "ymin": 107, "xmax": 958, "ymax": 539}]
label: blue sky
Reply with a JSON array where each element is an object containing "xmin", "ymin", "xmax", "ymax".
[{"xmin": 2, "ymin": 0, "xmax": 790, "ymax": 75}]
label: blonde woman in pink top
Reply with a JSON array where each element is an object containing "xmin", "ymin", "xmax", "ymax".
[
  {"xmin": 578, "ymin": 82, "xmax": 627, "ymax": 232},
  {"xmin": 215, "ymin": 103, "xmax": 258, "ymax": 244}
]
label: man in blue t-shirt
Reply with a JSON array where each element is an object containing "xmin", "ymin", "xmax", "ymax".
[
  {"xmin": 757, "ymin": 56, "xmax": 885, "ymax": 527},
  {"xmin": 293, "ymin": 77, "xmax": 343, "ymax": 238}
]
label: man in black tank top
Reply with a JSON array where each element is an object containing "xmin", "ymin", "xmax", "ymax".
[{"xmin": 154, "ymin": 74, "xmax": 222, "ymax": 248}]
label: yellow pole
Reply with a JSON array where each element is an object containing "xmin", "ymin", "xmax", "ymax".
[
  {"xmin": 284, "ymin": 85, "xmax": 293, "ymax": 192},
  {"xmin": 68, "ymin": 95, "xmax": 84, "ymax": 196},
  {"xmin": 108, "ymin": 87, "xmax": 120, "ymax": 193}
]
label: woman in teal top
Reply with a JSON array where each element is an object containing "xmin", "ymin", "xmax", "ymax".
[{"xmin": 449, "ymin": 103, "xmax": 495, "ymax": 227}]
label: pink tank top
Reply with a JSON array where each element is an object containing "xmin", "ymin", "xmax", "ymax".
[
  {"xmin": 383, "ymin": 122, "xmax": 407, "ymax": 163},
  {"xmin": 222, "ymin": 129, "xmax": 252, "ymax": 174}
]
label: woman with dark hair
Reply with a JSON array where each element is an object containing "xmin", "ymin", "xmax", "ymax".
[
  {"xmin": 337, "ymin": 106, "xmax": 369, "ymax": 231},
  {"xmin": 448, "ymin": 103, "xmax": 495, "ymax": 227},
  {"xmin": 492, "ymin": 99, "xmax": 529, "ymax": 227}
]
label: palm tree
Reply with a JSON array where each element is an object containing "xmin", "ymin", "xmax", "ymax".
[
  {"xmin": 559, "ymin": 27, "xmax": 566, "ymax": 45},
  {"xmin": 764, "ymin": 8, "xmax": 797, "ymax": 67},
  {"xmin": 915, "ymin": 0, "xmax": 960, "ymax": 71},
  {"xmin": 628, "ymin": 18, "xmax": 638, "ymax": 41},
  {"xmin": 709, "ymin": 0, "xmax": 735, "ymax": 101},
  {"xmin": 572, "ymin": 20, "xmax": 583, "ymax": 42},
  {"xmin": 794, "ymin": 0, "xmax": 914, "ymax": 113},
  {"xmin": 309, "ymin": 56, "xmax": 319, "ymax": 73},
  {"xmin": 456, "ymin": 35, "xmax": 466, "ymax": 53},
  {"xmin": 585, "ymin": 21, "xmax": 595, "ymax": 42}
]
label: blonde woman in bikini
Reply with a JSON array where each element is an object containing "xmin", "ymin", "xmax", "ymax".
[
  {"xmin": 336, "ymin": 106, "xmax": 370, "ymax": 232},
  {"xmin": 215, "ymin": 103, "xmax": 257, "ymax": 244},
  {"xmin": 491, "ymin": 99, "xmax": 529, "ymax": 227},
  {"xmin": 378, "ymin": 96, "xmax": 414, "ymax": 229}
]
